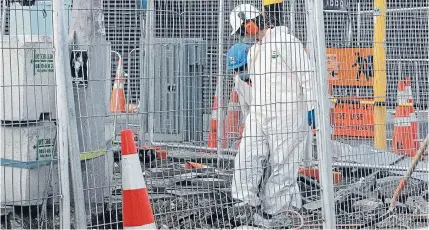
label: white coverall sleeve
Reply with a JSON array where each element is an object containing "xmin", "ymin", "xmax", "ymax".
[
  {"xmin": 276, "ymin": 33, "xmax": 314, "ymax": 111},
  {"xmin": 234, "ymin": 76, "xmax": 252, "ymax": 120}
]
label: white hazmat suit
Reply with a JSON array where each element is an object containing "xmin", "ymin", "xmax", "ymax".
[
  {"xmin": 234, "ymin": 74, "xmax": 252, "ymax": 122},
  {"xmin": 232, "ymin": 26, "xmax": 314, "ymax": 215}
]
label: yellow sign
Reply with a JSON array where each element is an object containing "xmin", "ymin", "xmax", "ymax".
[{"xmin": 263, "ymin": 0, "xmax": 283, "ymax": 6}]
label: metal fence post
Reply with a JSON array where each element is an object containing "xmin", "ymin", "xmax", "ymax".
[
  {"xmin": 216, "ymin": 0, "xmax": 225, "ymax": 158},
  {"xmin": 311, "ymin": 0, "xmax": 336, "ymax": 228},
  {"xmin": 146, "ymin": 0, "xmax": 155, "ymax": 144},
  {"xmin": 52, "ymin": 1, "xmax": 72, "ymax": 228}
]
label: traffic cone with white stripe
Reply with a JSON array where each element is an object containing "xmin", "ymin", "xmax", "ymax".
[
  {"xmin": 207, "ymin": 78, "xmax": 226, "ymax": 148},
  {"xmin": 225, "ymin": 89, "xmax": 244, "ymax": 150},
  {"xmin": 403, "ymin": 77, "xmax": 419, "ymax": 141},
  {"xmin": 110, "ymin": 59, "xmax": 126, "ymax": 113},
  {"xmin": 392, "ymin": 79, "xmax": 419, "ymax": 157},
  {"xmin": 121, "ymin": 129, "xmax": 156, "ymax": 229}
]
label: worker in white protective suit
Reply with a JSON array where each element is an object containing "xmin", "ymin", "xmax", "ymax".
[
  {"xmin": 226, "ymin": 43, "xmax": 253, "ymax": 123},
  {"xmin": 229, "ymin": 3, "xmax": 314, "ymax": 215}
]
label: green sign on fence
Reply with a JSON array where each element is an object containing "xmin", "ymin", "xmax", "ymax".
[
  {"xmin": 31, "ymin": 50, "xmax": 54, "ymax": 74},
  {"xmin": 34, "ymin": 138, "xmax": 55, "ymax": 161}
]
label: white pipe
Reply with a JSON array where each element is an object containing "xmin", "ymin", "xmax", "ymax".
[
  {"xmin": 151, "ymin": 141, "xmax": 237, "ymax": 154},
  {"xmin": 146, "ymin": 0, "xmax": 155, "ymax": 144},
  {"xmin": 216, "ymin": 0, "xmax": 225, "ymax": 160},
  {"xmin": 52, "ymin": 1, "xmax": 71, "ymax": 228},
  {"xmin": 290, "ymin": 0, "xmax": 296, "ymax": 35},
  {"xmin": 332, "ymin": 162, "xmax": 429, "ymax": 173},
  {"xmin": 312, "ymin": 0, "xmax": 336, "ymax": 228}
]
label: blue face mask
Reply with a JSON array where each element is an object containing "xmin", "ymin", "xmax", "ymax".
[{"xmin": 237, "ymin": 71, "xmax": 250, "ymax": 82}]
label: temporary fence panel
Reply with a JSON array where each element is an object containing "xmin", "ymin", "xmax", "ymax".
[
  {"xmin": 1, "ymin": 0, "xmax": 428, "ymax": 229},
  {"xmin": 322, "ymin": 0, "xmax": 429, "ymax": 229},
  {"xmin": 0, "ymin": 1, "xmax": 65, "ymax": 229}
]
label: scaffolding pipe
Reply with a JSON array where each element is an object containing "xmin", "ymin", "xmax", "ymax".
[{"xmin": 52, "ymin": 1, "xmax": 71, "ymax": 228}]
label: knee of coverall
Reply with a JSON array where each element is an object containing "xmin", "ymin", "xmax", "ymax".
[
  {"xmin": 259, "ymin": 110, "xmax": 307, "ymax": 214},
  {"xmin": 231, "ymin": 114, "xmax": 269, "ymax": 207},
  {"xmin": 261, "ymin": 134, "xmax": 306, "ymax": 214}
]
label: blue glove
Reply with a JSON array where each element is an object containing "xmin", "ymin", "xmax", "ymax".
[{"xmin": 308, "ymin": 109, "xmax": 316, "ymax": 129}]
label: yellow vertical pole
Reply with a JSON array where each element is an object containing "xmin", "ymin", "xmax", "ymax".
[{"xmin": 373, "ymin": 0, "xmax": 387, "ymax": 150}]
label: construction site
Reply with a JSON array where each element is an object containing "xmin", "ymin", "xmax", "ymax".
[{"xmin": 0, "ymin": 0, "xmax": 428, "ymax": 229}]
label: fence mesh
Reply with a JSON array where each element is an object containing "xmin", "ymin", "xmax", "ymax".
[{"xmin": 0, "ymin": 0, "xmax": 428, "ymax": 229}]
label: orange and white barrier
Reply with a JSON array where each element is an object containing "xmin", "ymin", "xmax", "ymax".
[
  {"xmin": 207, "ymin": 78, "xmax": 226, "ymax": 149},
  {"xmin": 110, "ymin": 59, "xmax": 126, "ymax": 113},
  {"xmin": 121, "ymin": 129, "xmax": 156, "ymax": 229},
  {"xmin": 392, "ymin": 79, "xmax": 419, "ymax": 157}
]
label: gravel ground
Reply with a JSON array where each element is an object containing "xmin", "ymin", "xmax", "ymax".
[{"xmin": 2, "ymin": 152, "xmax": 428, "ymax": 229}]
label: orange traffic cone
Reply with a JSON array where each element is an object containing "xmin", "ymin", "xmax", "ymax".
[
  {"xmin": 121, "ymin": 129, "xmax": 156, "ymax": 229},
  {"xmin": 207, "ymin": 78, "xmax": 226, "ymax": 149},
  {"xmin": 225, "ymin": 89, "xmax": 244, "ymax": 150},
  {"xmin": 110, "ymin": 59, "xmax": 126, "ymax": 113},
  {"xmin": 403, "ymin": 77, "xmax": 419, "ymax": 142},
  {"xmin": 392, "ymin": 79, "xmax": 419, "ymax": 156}
]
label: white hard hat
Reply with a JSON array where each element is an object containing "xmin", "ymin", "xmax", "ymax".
[{"xmin": 229, "ymin": 4, "xmax": 261, "ymax": 36}]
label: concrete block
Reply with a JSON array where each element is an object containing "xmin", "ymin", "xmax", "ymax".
[
  {"xmin": 0, "ymin": 36, "xmax": 56, "ymax": 121},
  {"xmin": 0, "ymin": 122, "xmax": 57, "ymax": 206}
]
